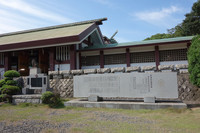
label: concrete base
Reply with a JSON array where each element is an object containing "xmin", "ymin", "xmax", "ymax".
[
  {"xmin": 144, "ymin": 97, "xmax": 155, "ymax": 103},
  {"xmin": 88, "ymin": 95, "xmax": 101, "ymax": 102},
  {"xmin": 64, "ymin": 99, "xmax": 187, "ymax": 110}
]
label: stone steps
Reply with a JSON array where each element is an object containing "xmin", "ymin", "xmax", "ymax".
[{"xmin": 12, "ymin": 94, "xmax": 42, "ymax": 105}]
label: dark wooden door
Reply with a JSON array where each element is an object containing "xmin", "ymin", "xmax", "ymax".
[
  {"xmin": 18, "ymin": 51, "xmax": 29, "ymax": 76},
  {"xmin": 39, "ymin": 49, "xmax": 49, "ymax": 74}
]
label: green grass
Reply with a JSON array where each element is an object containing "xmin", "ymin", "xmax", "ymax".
[{"xmin": 0, "ymin": 104, "xmax": 200, "ymax": 133}]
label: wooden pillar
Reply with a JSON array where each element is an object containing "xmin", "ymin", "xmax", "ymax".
[
  {"xmin": 4, "ymin": 52, "xmax": 10, "ymax": 71},
  {"xmin": 79, "ymin": 52, "xmax": 82, "ymax": 69},
  {"xmin": 187, "ymin": 42, "xmax": 191, "ymax": 50},
  {"xmin": 70, "ymin": 45, "xmax": 76, "ymax": 70},
  {"xmin": 126, "ymin": 48, "xmax": 130, "ymax": 67},
  {"xmin": 100, "ymin": 50, "xmax": 104, "ymax": 68},
  {"xmin": 49, "ymin": 48, "xmax": 55, "ymax": 71},
  {"xmin": 155, "ymin": 46, "xmax": 160, "ymax": 71}
]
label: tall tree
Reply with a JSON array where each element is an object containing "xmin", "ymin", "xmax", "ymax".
[
  {"xmin": 144, "ymin": 0, "xmax": 200, "ymax": 40},
  {"xmin": 181, "ymin": 0, "xmax": 200, "ymax": 36}
]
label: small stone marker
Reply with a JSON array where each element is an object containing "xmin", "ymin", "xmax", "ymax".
[
  {"xmin": 144, "ymin": 97, "xmax": 155, "ymax": 103},
  {"xmin": 88, "ymin": 95, "xmax": 101, "ymax": 102}
]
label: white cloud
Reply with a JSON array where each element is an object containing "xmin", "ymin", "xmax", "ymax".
[
  {"xmin": 0, "ymin": 0, "xmax": 75, "ymax": 34},
  {"xmin": 0, "ymin": 0, "xmax": 74, "ymax": 23},
  {"xmin": 132, "ymin": 6, "xmax": 181, "ymax": 28}
]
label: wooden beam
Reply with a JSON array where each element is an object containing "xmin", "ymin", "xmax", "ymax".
[
  {"xmin": 4, "ymin": 52, "xmax": 10, "ymax": 71},
  {"xmin": 155, "ymin": 46, "xmax": 160, "ymax": 71},
  {"xmin": 79, "ymin": 52, "xmax": 82, "ymax": 69},
  {"xmin": 70, "ymin": 45, "xmax": 76, "ymax": 70},
  {"xmin": 100, "ymin": 50, "xmax": 104, "ymax": 68},
  {"xmin": 126, "ymin": 48, "xmax": 130, "ymax": 67},
  {"xmin": 187, "ymin": 42, "xmax": 191, "ymax": 50},
  {"xmin": 49, "ymin": 47, "xmax": 55, "ymax": 71}
]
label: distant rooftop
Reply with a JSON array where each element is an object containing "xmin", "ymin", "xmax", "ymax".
[{"xmin": 82, "ymin": 36, "xmax": 194, "ymax": 50}]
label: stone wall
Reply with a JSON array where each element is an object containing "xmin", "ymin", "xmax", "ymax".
[
  {"xmin": 49, "ymin": 78, "xmax": 73, "ymax": 98},
  {"xmin": 19, "ymin": 65, "xmax": 200, "ymax": 103},
  {"xmin": 178, "ymin": 74, "xmax": 200, "ymax": 103}
]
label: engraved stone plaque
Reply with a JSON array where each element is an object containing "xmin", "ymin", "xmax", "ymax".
[{"xmin": 74, "ymin": 72, "xmax": 178, "ymax": 99}]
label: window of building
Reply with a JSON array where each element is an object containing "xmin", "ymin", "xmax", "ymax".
[
  {"xmin": 56, "ymin": 46, "xmax": 70, "ymax": 61},
  {"xmin": 0, "ymin": 53, "xmax": 4, "ymax": 65},
  {"xmin": 104, "ymin": 53, "xmax": 126, "ymax": 65},
  {"xmin": 130, "ymin": 51, "xmax": 155, "ymax": 63},
  {"xmin": 81, "ymin": 55, "xmax": 100, "ymax": 66},
  {"xmin": 159, "ymin": 49, "xmax": 187, "ymax": 62}
]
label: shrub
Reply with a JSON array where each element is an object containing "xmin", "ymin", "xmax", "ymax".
[
  {"xmin": 4, "ymin": 70, "xmax": 20, "ymax": 78},
  {"xmin": 188, "ymin": 35, "xmax": 200, "ymax": 87},
  {"xmin": 4, "ymin": 77, "xmax": 13, "ymax": 81},
  {"xmin": 6, "ymin": 80, "xmax": 17, "ymax": 86},
  {"xmin": 0, "ymin": 94, "xmax": 11, "ymax": 102},
  {"xmin": 1, "ymin": 85, "xmax": 20, "ymax": 95},
  {"xmin": 49, "ymin": 96, "xmax": 63, "ymax": 108},
  {"xmin": 0, "ymin": 79, "xmax": 5, "ymax": 87},
  {"xmin": 41, "ymin": 91, "xmax": 63, "ymax": 108},
  {"xmin": 41, "ymin": 91, "xmax": 54, "ymax": 104}
]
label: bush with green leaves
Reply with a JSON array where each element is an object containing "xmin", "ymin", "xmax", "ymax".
[
  {"xmin": 0, "ymin": 79, "xmax": 5, "ymax": 87},
  {"xmin": 6, "ymin": 80, "xmax": 17, "ymax": 85},
  {"xmin": 0, "ymin": 94, "xmax": 11, "ymax": 102},
  {"xmin": 188, "ymin": 35, "xmax": 200, "ymax": 87},
  {"xmin": 41, "ymin": 91, "xmax": 63, "ymax": 108},
  {"xmin": 3, "ymin": 70, "xmax": 20, "ymax": 79},
  {"xmin": 0, "ymin": 70, "xmax": 21, "ymax": 102},
  {"xmin": 1, "ymin": 85, "xmax": 20, "ymax": 95},
  {"xmin": 41, "ymin": 91, "xmax": 54, "ymax": 104}
]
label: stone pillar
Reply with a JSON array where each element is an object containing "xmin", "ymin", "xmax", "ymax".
[
  {"xmin": 70, "ymin": 44, "xmax": 76, "ymax": 70},
  {"xmin": 155, "ymin": 46, "xmax": 160, "ymax": 71},
  {"xmin": 100, "ymin": 50, "xmax": 104, "ymax": 68},
  {"xmin": 49, "ymin": 48, "xmax": 55, "ymax": 71},
  {"xmin": 4, "ymin": 52, "xmax": 10, "ymax": 71},
  {"xmin": 126, "ymin": 48, "xmax": 130, "ymax": 67}
]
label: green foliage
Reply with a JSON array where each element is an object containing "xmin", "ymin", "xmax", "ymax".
[
  {"xmin": 3, "ymin": 70, "xmax": 20, "ymax": 78},
  {"xmin": 6, "ymin": 80, "xmax": 17, "ymax": 86},
  {"xmin": 0, "ymin": 94, "xmax": 11, "ymax": 102},
  {"xmin": 188, "ymin": 35, "xmax": 200, "ymax": 87},
  {"xmin": 41, "ymin": 91, "xmax": 54, "ymax": 104},
  {"xmin": 41, "ymin": 91, "xmax": 64, "ymax": 108},
  {"xmin": 4, "ymin": 77, "xmax": 13, "ymax": 81},
  {"xmin": 144, "ymin": 33, "xmax": 174, "ymax": 40},
  {"xmin": 0, "ymin": 79, "xmax": 5, "ymax": 87},
  {"xmin": 1, "ymin": 85, "xmax": 20, "ymax": 95},
  {"xmin": 0, "ymin": 70, "xmax": 21, "ymax": 102},
  {"xmin": 144, "ymin": 0, "xmax": 200, "ymax": 40},
  {"xmin": 181, "ymin": 0, "xmax": 200, "ymax": 36}
]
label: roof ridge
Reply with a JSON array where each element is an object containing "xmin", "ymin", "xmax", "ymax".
[
  {"xmin": 118, "ymin": 36, "xmax": 194, "ymax": 44},
  {"xmin": 0, "ymin": 18, "xmax": 107, "ymax": 37}
]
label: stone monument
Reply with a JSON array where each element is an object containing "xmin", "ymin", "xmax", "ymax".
[
  {"xmin": 22, "ymin": 67, "xmax": 49, "ymax": 94},
  {"xmin": 74, "ymin": 72, "xmax": 178, "ymax": 103}
]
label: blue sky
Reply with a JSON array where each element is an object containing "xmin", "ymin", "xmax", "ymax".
[{"xmin": 0, "ymin": 0, "xmax": 197, "ymax": 42}]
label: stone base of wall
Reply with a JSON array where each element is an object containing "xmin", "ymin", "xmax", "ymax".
[
  {"xmin": 50, "ymin": 78, "xmax": 73, "ymax": 98},
  {"xmin": 49, "ymin": 71, "xmax": 200, "ymax": 104},
  {"xmin": 178, "ymin": 74, "xmax": 200, "ymax": 104},
  {"xmin": 12, "ymin": 95, "xmax": 42, "ymax": 105}
]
